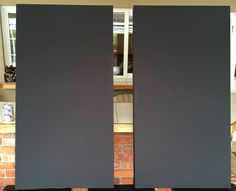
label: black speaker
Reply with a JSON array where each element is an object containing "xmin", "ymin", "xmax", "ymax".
[{"xmin": 3, "ymin": 185, "xmax": 71, "ymax": 191}]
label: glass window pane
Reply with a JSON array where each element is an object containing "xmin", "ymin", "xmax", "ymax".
[
  {"xmin": 8, "ymin": 13, "xmax": 16, "ymax": 66},
  {"xmin": 11, "ymin": 55, "xmax": 16, "ymax": 65},
  {"xmin": 9, "ymin": 29, "xmax": 16, "ymax": 39},
  {"xmin": 128, "ymin": 13, "xmax": 133, "ymax": 74},
  {"xmin": 113, "ymin": 12, "xmax": 124, "ymax": 76},
  {"xmin": 10, "ymin": 40, "xmax": 14, "ymax": 54}
]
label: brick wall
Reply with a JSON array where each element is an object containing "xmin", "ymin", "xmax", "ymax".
[
  {"xmin": 0, "ymin": 132, "xmax": 133, "ymax": 191},
  {"xmin": 114, "ymin": 133, "xmax": 133, "ymax": 185},
  {"xmin": 0, "ymin": 133, "xmax": 15, "ymax": 191}
]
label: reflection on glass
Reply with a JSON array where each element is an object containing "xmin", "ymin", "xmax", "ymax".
[
  {"xmin": 128, "ymin": 13, "xmax": 133, "ymax": 74},
  {"xmin": 8, "ymin": 13, "xmax": 16, "ymax": 66},
  {"xmin": 113, "ymin": 12, "xmax": 124, "ymax": 76}
]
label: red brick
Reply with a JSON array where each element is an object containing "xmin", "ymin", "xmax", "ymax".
[
  {"xmin": 1, "ymin": 138, "xmax": 15, "ymax": 146},
  {"xmin": 120, "ymin": 177, "xmax": 133, "ymax": 184},
  {"xmin": 5, "ymin": 170, "xmax": 15, "ymax": 177},
  {"xmin": 114, "ymin": 162, "xmax": 120, "ymax": 168},
  {"xmin": 114, "ymin": 137, "xmax": 132, "ymax": 144},
  {"xmin": 114, "ymin": 145, "xmax": 122, "ymax": 154},
  {"xmin": 2, "ymin": 154, "xmax": 15, "ymax": 163},
  {"xmin": 0, "ymin": 177, "xmax": 15, "ymax": 185},
  {"xmin": 0, "ymin": 139, "xmax": 2, "ymax": 145},
  {"xmin": 114, "ymin": 170, "xmax": 133, "ymax": 177},
  {"xmin": 0, "ymin": 163, "xmax": 15, "ymax": 170},
  {"xmin": 120, "ymin": 162, "xmax": 133, "ymax": 169},
  {"xmin": 0, "ymin": 134, "xmax": 15, "ymax": 138},
  {"xmin": 114, "ymin": 153, "xmax": 133, "ymax": 161},
  {"xmin": 0, "ymin": 146, "xmax": 15, "ymax": 153},
  {"xmin": 0, "ymin": 171, "xmax": 4, "ymax": 178},
  {"xmin": 115, "ymin": 133, "xmax": 133, "ymax": 137},
  {"xmin": 123, "ymin": 146, "xmax": 133, "ymax": 154},
  {"xmin": 114, "ymin": 177, "xmax": 120, "ymax": 184}
]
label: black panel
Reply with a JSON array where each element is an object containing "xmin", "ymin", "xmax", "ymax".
[
  {"xmin": 88, "ymin": 185, "xmax": 154, "ymax": 191},
  {"xmin": 16, "ymin": 5, "xmax": 113, "ymax": 189},
  {"xmin": 3, "ymin": 185, "xmax": 71, "ymax": 191},
  {"xmin": 134, "ymin": 6, "xmax": 230, "ymax": 188},
  {"xmin": 172, "ymin": 189, "xmax": 231, "ymax": 191}
]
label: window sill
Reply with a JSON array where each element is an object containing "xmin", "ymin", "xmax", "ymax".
[
  {"xmin": 0, "ymin": 82, "xmax": 133, "ymax": 90},
  {"xmin": 0, "ymin": 123, "xmax": 15, "ymax": 133},
  {"xmin": 0, "ymin": 123, "xmax": 133, "ymax": 133},
  {"xmin": 0, "ymin": 82, "xmax": 16, "ymax": 89}
]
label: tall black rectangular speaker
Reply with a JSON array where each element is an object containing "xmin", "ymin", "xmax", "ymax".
[
  {"xmin": 134, "ymin": 6, "xmax": 230, "ymax": 189},
  {"xmin": 16, "ymin": 5, "xmax": 113, "ymax": 189}
]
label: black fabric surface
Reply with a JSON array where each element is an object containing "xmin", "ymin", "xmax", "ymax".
[
  {"xmin": 134, "ymin": 6, "xmax": 230, "ymax": 188},
  {"xmin": 16, "ymin": 5, "xmax": 113, "ymax": 189}
]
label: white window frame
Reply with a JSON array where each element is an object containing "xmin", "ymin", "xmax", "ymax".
[
  {"xmin": 1, "ymin": 6, "xmax": 16, "ymax": 67},
  {"xmin": 231, "ymin": 12, "xmax": 236, "ymax": 91},
  {"xmin": 113, "ymin": 8, "xmax": 133, "ymax": 84}
]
